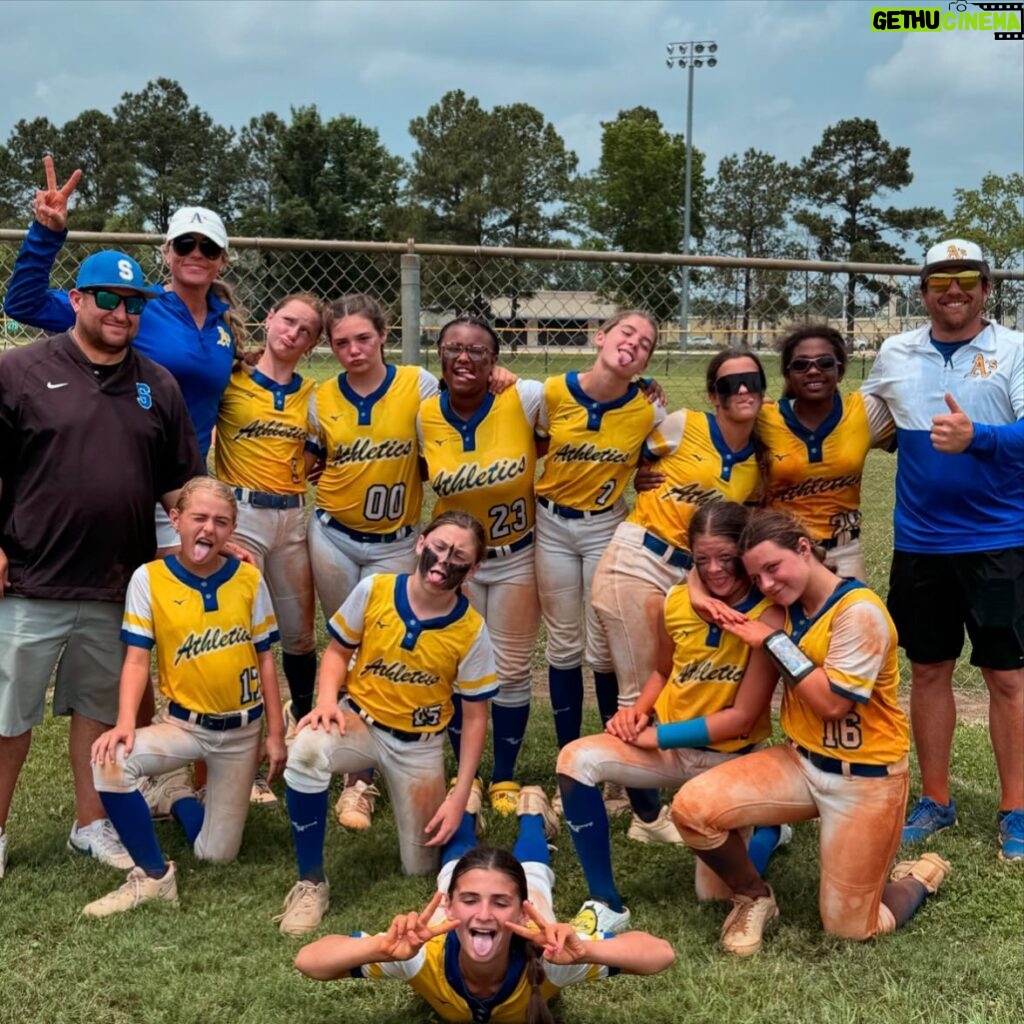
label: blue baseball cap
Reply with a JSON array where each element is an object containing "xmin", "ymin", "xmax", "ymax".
[{"xmin": 75, "ymin": 250, "xmax": 160, "ymax": 296}]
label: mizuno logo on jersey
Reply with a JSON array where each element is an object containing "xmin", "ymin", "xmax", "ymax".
[
  {"xmin": 772, "ymin": 474, "xmax": 860, "ymax": 503},
  {"xmin": 431, "ymin": 456, "xmax": 528, "ymax": 497},
  {"xmin": 551, "ymin": 442, "xmax": 631, "ymax": 464},
  {"xmin": 361, "ymin": 657, "xmax": 441, "ymax": 687},
  {"xmin": 329, "ymin": 438, "xmax": 414, "ymax": 465},
  {"xmin": 233, "ymin": 419, "xmax": 306, "ymax": 442},
  {"xmin": 674, "ymin": 659, "xmax": 744, "ymax": 684},
  {"xmin": 173, "ymin": 626, "xmax": 253, "ymax": 666}
]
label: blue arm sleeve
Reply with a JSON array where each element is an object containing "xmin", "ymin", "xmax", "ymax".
[
  {"xmin": 967, "ymin": 420, "xmax": 1024, "ymax": 463},
  {"xmin": 656, "ymin": 717, "xmax": 711, "ymax": 750},
  {"xmin": 2, "ymin": 221, "xmax": 75, "ymax": 331}
]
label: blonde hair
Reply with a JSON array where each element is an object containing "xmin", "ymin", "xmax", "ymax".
[
  {"xmin": 598, "ymin": 308, "xmax": 659, "ymax": 354},
  {"xmin": 174, "ymin": 477, "xmax": 238, "ymax": 521}
]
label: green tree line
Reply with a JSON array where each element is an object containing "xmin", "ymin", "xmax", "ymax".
[{"xmin": 1, "ymin": 79, "xmax": 1019, "ymax": 326}]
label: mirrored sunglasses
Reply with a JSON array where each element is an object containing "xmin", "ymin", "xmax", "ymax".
[
  {"xmin": 171, "ymin": 235, "xmax": 224, "ymax": 260},
  {"xmin": 925, "ymin": 271, "xmax": 982, "ymax": 292},
  {"xmin": 85, "ymin": 289, "xmax": 147, "ymax": 315},
  {"xmin": 714, "ymin": 371, "xmax": 764, "ymax": 397},
  {"xmin": 787, "ymin": 355, "xmax": 838, "ymax": 374}
]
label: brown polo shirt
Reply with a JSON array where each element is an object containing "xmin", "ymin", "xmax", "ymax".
[{"xmin": 0, "ymin": 332, "xmax": 204, "ymax": 601}]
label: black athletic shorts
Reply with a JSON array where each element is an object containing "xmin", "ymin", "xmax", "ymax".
[{"xmin": 887, "ymin": 547, "xmax": 1024, "ymax": 670}]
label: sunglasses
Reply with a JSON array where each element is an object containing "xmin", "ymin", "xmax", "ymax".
[
  {"xmin": 171, "ymin": 235, "xmax": 224, "ymax": 260},
  {"xmin": 84, "ymin": 289, "xmax": 147, "ymax": 315},
  {"xmin": 787, "ymin": 355, "xmax": 839, "ymax": 374},
  {"xmin": 925, "ymin": 271, "xmax": 982, "ymax": 292},
  {"xmin": 439, "ymin": 343, "xmax": 493, "ymax": 363},
  {"xmin": 714, "ymin": 371, "xmax": 764, "ymax": 397}
]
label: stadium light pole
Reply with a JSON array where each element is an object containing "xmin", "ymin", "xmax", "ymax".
[{"xmin": 666, "ymin": 40, "xmax": 718, "ymax": 348}]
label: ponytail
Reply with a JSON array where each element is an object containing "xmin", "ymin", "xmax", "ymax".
[{"xmin": 521, "ymin": 938, "xmax": 555, "ymax": 1024}]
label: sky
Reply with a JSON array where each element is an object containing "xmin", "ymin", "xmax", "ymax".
[{"xmin": 4, "ymin": 0, "xmax": 1022, "ymax": 236}]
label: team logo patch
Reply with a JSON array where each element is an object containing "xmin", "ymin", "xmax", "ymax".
[
  {"xmin": 217, "ymin": 326, "xmax": 232, "ymax": 348},
  {"xmin": 136, "ymin": 383, "xmax": 153, "ymax": 410}
]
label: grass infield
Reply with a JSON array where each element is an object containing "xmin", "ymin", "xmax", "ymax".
[{"xmin": 2, "ymin": 352, "xmax": 1019, "ymax": 1024}]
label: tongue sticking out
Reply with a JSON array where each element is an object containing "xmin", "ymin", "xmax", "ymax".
[
  {"xmin": 469, "ymin": 931, "xmax": 496, "ymax": 957},
  {"xmin": 193, "ymin": 540, "xmax": 213, "ymax": 561},
  {"xmin": 618, "ymin": 350, "xmax": 633, "ymax": 367}
]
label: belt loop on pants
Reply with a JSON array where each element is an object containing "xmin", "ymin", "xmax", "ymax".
[
  {"xmin": 641, "ymin": 530, "xmax": 693, "ymax": 570},
  {"xmin": 344, "ymin": 696, "xmax": 436, "ymax": 743},
  {"xmin": 168, "ymin": 701, "xmax": 264, "ymax": 731},
  {"xmin": 317, "ymin": 509, "xmax": 414, "ymax": 544},
  {"xmin": 233, "ymin": 487, "xmax": 304, "ymax": 510},
  {"xmin": 486, "ymin": 531, "xmax": 535, "ymax": 560},
  {"xmin": 793, "ymin": 742, "xmax": 892, "ymax": 778},
  {"xmin": 538, "ymin": 496, "xmax": 616, "ymax": 520}
]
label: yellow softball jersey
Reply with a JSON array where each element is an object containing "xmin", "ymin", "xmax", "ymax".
[
  {"xmin": 309, "ymin": 364, "xmax": 438, "ymax": 533},
  {"xmin": 536, "ymin": 371, "xmax": 663, "ymax": 511},
  {"xmin": 654, "ymin": 584, "xmax": 774, "ymax": 753},
  {"xmin": 781, "ymin": 580, "xmax": 909, "ymax": 764},
  {"xmin": 214, "ymin": 367, "xmax": 315, "ymax": 494},
  {"xmin": 358, "ymin": 930, "xmax": 610, "ymax": 1023},
  {"xmin": 758, "ymin": 392, "xmax": 893, "ymax": 545},
  {"xmin": 418, "ymin": 380, "xmax": 543, "ymax": 550},
  {"xmin": 328, "ymin": 573, "xmax": 497, "ymax": 734},
  {"xmin": 629, "ymin": 410, "xmax": 761, "ymax": 549},
  {"xmin": 121, "ymin": 557, "xmax": 278, "ymax": 715}
]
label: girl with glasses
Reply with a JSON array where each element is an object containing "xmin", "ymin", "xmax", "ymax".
[
  {"xmin": 756, "ymin": 324, "xmax": 894, "ymax": 581},
  {"xmin": 590, "ymin": 349, "xmax": 769, "ymax": 845}
]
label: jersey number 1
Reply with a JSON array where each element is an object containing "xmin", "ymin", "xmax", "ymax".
[{"xmin": 239, "ymin": 666, "xmax": 261, "ymax": 705}]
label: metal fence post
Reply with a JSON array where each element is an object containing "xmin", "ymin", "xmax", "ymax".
[{"xmin": 401, "ymin": 247, "xmax": 421, "ymax": 366}]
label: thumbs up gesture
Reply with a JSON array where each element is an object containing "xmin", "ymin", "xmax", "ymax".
[{"xmin": 930, "ymin": 392, "xmax": 974, "ymax": 453}]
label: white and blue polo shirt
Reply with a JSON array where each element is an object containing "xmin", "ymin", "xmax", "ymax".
[{"xmin": 862, "ymin": 322, "xmax": 1023, "ymax": 554}]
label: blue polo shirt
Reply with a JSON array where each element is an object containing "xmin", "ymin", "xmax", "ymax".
[{"xmin": 862, "ymin": 322, "xmax": 1024, "ymax": 553}]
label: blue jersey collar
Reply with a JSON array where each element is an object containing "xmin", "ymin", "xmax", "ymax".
[
  {"xmin": 339, "ymin": 363, "xmax": 396, "ymax": 426},
  {"xmin": 163, "ymin": 554, "xmax": 241, "ymax": 613},
  {"xmin": 566, "ymin": 370, "xmax": 640, "ymax": 430},
  {"xmin": 393, "ymin": 574, "xmax": 470, "ymax": 650},
  {"xmin": 444, "ymin": 931, "xmax": 526, "ymax": 1022},
  {"xmin": 440, "ymin": 389, "xmax": 495, "ymax": 453},
  {"xmin": 788, "ymin": 577, "xmax": 865, "ymax": 644}
]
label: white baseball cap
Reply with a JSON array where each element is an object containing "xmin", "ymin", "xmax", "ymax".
[
  {"xmin": 166, "ymin": 206, "xmax": 229, "ymax": 250},
  {"xmin": 921, "ymin": 238, "xmax": 988, "ymax": 279}
]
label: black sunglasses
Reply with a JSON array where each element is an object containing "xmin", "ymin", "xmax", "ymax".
[
  {"xmin": 171, "ymin": 235, "xmax": 224, "ymax": 260},
  {"xmin": 714, "ymin": 371, "xmax": 764, "ymax": 397},
  {"xmin": 84, "ymin": 289, "xmax": 147, "ymax": 315},
  {"xmin": 787, "ymin": 355, "xmax": 838, "ymax": 374}
]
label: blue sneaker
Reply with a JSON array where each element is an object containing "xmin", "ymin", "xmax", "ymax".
[
  {"xmin": 902, "ymin": 797, "xmax": 957, "ymax": 844},
  {"xmin": 998, "ymin": 809, "xmax": 1024, "ymax": 862}
]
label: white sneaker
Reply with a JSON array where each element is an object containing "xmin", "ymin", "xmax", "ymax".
[
  {"xmin": 275, "ymin": 879, "xmax": 330, "ymax": 935},
  {"xmin": 627, "ymin": 806, "xmax": 683, "ymax": 845},
  {"xmin": 250, "ymin": 772, "xmax": 278, "ymax": 806},
  {"xmin": 141, "ymin": 769, "xmax": 195, "ymax": 820},
  {"xmin": 603, "ymin": 781, "xmax": 632, "ymax": 817},
  {"xmin": 335, "ymin": 780, "xmax": 378, "ymax": 830},
  {"xmin": 83, "ymin": 862, "xmax": 178, "ymax": 918},
  {"xmin": 776, "ymin": 824, "xmax": 794, "ymax": 851},
  {"xmin": 68, "ymin": 819, "xmax": 134, "ymax": 870},
  {"xmin": 721, "ymin": 886, "xmax": 778, "ymax": 955},
  {"xmin": 517, "ymin": 785, "xmax": 559, "ymax": 839},
  {"xmin": 0, "ymin": 826, "xmax": 8, "ymax": 879},
  {"xmin": 570, "ymin": 898, "xmax": 631, "ymax": 936}
]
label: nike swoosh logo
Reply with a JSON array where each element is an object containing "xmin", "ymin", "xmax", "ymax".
[
  {"xmin": 46, "ymin": 381, "xmax": 69, "ymax": 390},
  {"xmin": 173, "ymin": 599, "xmax": 186, "ymax": 606},
  {"xmin": 290, "ymin": 819, "xmax": 320, "ymax": 832}
]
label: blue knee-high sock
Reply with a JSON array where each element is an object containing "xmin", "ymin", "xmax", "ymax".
[
  {"xmin": 282, "ymin": 650, "xmax": 317, "ymax": 719},
  {"xmin": 557, "ymin": 772, "xmax": 623, "ymax": 911},
  {"xmin": 285, "ymin": 785, "xmax": 329, "ymax": 882},
  {"xmin": 549, "ymin": 665, "xmax": 584, "ymax": 748},
  {"xmin": 748, "ymin": 825, "xmax": 782, "ymax": 876},
  {"xmin": 442, "ymin": 812, "xmax": 479, "ymax": 866},
  {"xmin": 513, "ymin": 813, "xmax": 550, "ymax": 867},
  {"xmin": 882, "ymin": 879, "xmax": 929, "ymax": 928},
  {"xmin": 99, "ymin": 790, "xmax": 166, "ymax": 876},
  {"xmin": 171, "ymin": 797, "xmax": 204, "ymax": 847},
  {"xmin": 627, "ymin": 787, "xmax": 663, "ymax": 820},
  {"xmin": 592, "ymin": 670, "xmax": 619, "ymax": 728},
  {"xmin": 448, "ymin": 695, "xmax": 463, "ymax": 763},
  {"xmin": 492, "ymin": 703, "xmax": 530, "ymax": 783}
]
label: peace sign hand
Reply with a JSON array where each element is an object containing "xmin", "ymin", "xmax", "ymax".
[
  {"xmin": 379, "ymin": 891, "xmax": 458, "ymax": 962},
  {"xmin": 34, "ymin": 155, "xmax": 82, "ymax": 232},
  {"xmin": 504, "ymin": 900, "xmax": 589, "ymax": 965}
]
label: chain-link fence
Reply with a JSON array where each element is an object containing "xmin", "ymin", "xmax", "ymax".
[
  {"xmin": 4, "ymin": 231, "xmax": 1023, "ymax": 361},
  {"xmin": 3, "ymin": 230, "xmax": 1020, "ymax": 692}
]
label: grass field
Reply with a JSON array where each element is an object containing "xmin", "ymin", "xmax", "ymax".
[{"xmin": 2, "ymin": 350, "xmax": 1020, "ymax": 1024}]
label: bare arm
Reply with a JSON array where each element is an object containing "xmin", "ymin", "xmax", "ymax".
[
  {"xmin": 426, "ymin": 697, "xmax": 488, "ymax": 846},
  {"xmin": 91, "ymin": 646, "xmax": 152, "ymax": 764},
  {"xmin": 579, "ymin": 931, "xmax": 676, "ymax": 975},
  {"xmin": 257, "ymin": 649, "xmax": 287, "ymax": 782}
]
